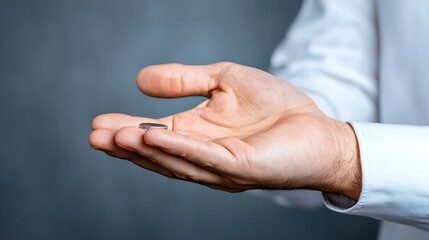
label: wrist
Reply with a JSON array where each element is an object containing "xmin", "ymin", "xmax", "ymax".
[{"xmin": 330, "ymin": 122, "xmax": 362, "ymax": 200}]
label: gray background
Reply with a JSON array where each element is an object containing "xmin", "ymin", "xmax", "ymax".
[{"xmin": 0, "ymin": 0, "xmax": 379, "ymax": 239}]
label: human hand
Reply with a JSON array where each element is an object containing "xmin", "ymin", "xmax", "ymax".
[{"xmin": 89, "ymin": 62, "xmax": 361, "ymax": 200}]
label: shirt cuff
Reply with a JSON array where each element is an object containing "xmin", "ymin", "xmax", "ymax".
[{"xmin": 322, "ymin": 122, "xmax": 429, "ymax": 231}]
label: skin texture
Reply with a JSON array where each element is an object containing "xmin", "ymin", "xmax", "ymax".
[{"xmin": 89, "ymin": 62, "xmax": 362, "ymax": 200}]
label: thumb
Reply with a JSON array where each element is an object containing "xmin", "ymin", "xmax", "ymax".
[{"xmin": 136, "ymin": 62, "xmax": 228, "ymax": 98}]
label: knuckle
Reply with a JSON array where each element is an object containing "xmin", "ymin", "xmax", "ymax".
[
  {"xmin": 225, "ymin": 188, "xmax": 244, "ymax": 193},
  {"xmin": 146, "ymin": 156, "xmax": 157, "ymax": 163},
  {"xmin": 227, "ymin": 176, "xmax": 254, "ymax": 187},
  {"xmin": 215, "ymin": 61, "xmax": 236, "ymax": 69},
  {"xmin": 186, "ymin": 173, "xmax": 199, "ymax": 182},
  {"xmin": 236, "ymin": 156, "xmax": 255, "ymax": 176},
  {"xmin": 175, "ymin": 171, "xmax": 199, "ymax": 182},
  {"xmin": 162, "ymin": 171, "xmax": 176, "ymax": 179},
  {"xmin": 202, "ymin": 158, "xmax": 218, "ymax": 170},
  {"xmin": 178, "ymin": 151, "xmax": 189, "ymax": 160}
]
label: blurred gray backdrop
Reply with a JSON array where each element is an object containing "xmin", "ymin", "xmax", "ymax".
[{"xmin": 0, "ymin": 0, "xmax": 379, "ymax": 239}]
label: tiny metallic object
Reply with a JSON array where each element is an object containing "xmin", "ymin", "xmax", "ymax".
[{"xmin": 139, "ymin": 122, "xmax": 168, "ymax": 131}]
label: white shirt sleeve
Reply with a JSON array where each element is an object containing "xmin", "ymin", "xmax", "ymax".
[
  {"xmin": 271, "ymin": 0, "xmax": 377, "ymax": 122},
  {"xmin": 324, "ymin": 123, "xmax": 429, "ymax": 231},
  {"xmin": 254, "ymin": 0, "xmax": 378, "ymax": 208}
]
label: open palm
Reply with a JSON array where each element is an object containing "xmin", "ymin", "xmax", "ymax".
[{"xmin": 89, "ymin": 62, "xmax": 359, "ymax": 198}]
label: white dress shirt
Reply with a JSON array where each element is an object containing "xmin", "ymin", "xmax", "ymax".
[{"xmin": 263, "ymin": 0, "xmax": 429, "ymax": 239}]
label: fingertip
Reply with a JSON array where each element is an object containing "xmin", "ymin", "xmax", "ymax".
[
  {"xmin": 88, "ymin": 130, "xmax": 99, "ymax": 148},
  {"xmin": 143, "ymin": 128, "xmax": 174, "ymax": 146},
  {"xmin": 91, "ymin": 114, "xmax": 104, "ymax": 130},
  {"xmin": 142, "ymin": 128, "xmax": 157, "ymax": 146},
  {"xmin": 114, "ymin": 126, "xmax": 143, "ymax": 149},
  {"xmin": 89, "ymin": 129, "xmax": 113, "ymax": 149},
  {"xmin": 136, "ymin": 64, "xmax": 159, "ymax": 95},
  {"xmin": 136, "ymin": 66, "xmax": 150, "ymax": 92},
  {"xmin": 136, "ymin": 63, "xmax": 183, "ymax": 97},
  {"xmin": 91, "ymin": 113, "xmax": 124, "ymax": 129}
]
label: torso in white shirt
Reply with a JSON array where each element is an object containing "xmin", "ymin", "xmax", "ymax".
[
  {"xmin": 377, "ymin": 0, "xmax": 429, "ymax": 125},
  {"xmin": 375, "ymin": 1, "xmax": 428, "ymax": 239}
]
